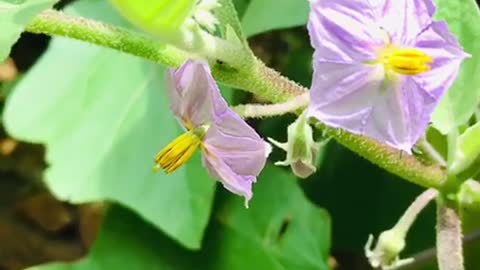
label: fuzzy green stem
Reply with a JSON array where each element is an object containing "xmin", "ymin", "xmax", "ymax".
[
  {"xmin": 25, "ymin": 10, "xmax": 448, "ymax": 190},
  {"xmin": 26, "ymin": 10, "xmax": 189, "ymax": 67},
  {"xmin": 233, "ymin": 92, "xmax": 309, "ymax": 118}
]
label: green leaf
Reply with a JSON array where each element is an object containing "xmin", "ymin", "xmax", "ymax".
[
  {"xmin": 210, "ymin": 165, "xmax": 331, "ymax": 270},
  {"xmin": 26, "ymin": 165, "xmax": 330, "ymax": 270},
  {"xmin": 431, "ymin": 0, "xmax": 480, "ymax": 134},
  {"xmin": 0, "ymin": 0, "xmax": 58, "ymax": 62},
  {"xmin": 110, "ymin": 0, "xmax": 196, "ymax": 37},
  {"xmin": 3, "ymin": 0, "xmax": 216, "ymax": 249},
  {"xmin": 241, "ymin": 0, "xmax": 309, "ymax": 37},
  {"xmin": 450, "ymin": 122, "xmax": 480, "ymax": 175}
]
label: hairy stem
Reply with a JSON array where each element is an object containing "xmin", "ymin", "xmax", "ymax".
[
  {"xmin": 436, "ymin": 198, "xmax": 464, "ymax": 270},
  {"xmin": 233, "ymin": 92, "xmax": 309, "ymax": 118},
  {"xmin": 395, "ymin": 188, "xmax": 438, "ymax": 234},
  {"xmin": 26, "ymin": 10, "xmax": 189, "ymax": 67},
  {"xmin": 25, "ymin": 10, "xmax": 449, "ymax": 190},
  {"xmin": 397, "ymin": 229, "xmax": 480, "ymax": 270}
]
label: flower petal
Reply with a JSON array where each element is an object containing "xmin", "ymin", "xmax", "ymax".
[
  {"xmin": 413, "ymin": 21, "xmax": 469, "ymax": 98},
  {"xmin": 308, "ymin": 61, "xmax": 436, "ymax": 151},
  {"xmin": 165, "ymin": 60, "xmax": 220, "ymax": 128},
  {"xmin": 202, "ymin": 153, "xmax": 255, "ymax": 206},
  {"xmin": 202, "ymin": 111, "xmax": 269, "ymax": 204},
  {"xmin": 307, "ymin": 0, "xmax": 468, "ymax": 152},
  {"xmin": 379, "ymin": 0, "xmax": 435, "ymax": 45},
  {"xmin": 308, "ymin": 0, "xmax": 384, "ymax": 63}
]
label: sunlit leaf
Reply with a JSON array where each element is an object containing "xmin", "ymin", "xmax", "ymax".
[{"xmin": 110, "ymin": 0, "xmax": 196, "ymax": 38}]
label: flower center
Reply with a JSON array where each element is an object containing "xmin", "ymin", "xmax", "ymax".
[
  {"xmin": 377, "ymin": 47, "xmax": 432, "ymax": 76},
  {"xmin": 153, "ymin": 125, "xmax": 208, "ymax": 173}
]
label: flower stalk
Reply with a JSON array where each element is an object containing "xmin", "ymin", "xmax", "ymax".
[
  {"xmin": 232, "ymin": 92, "xmax": 309, "ymax": 118},
  {"xmin": 365, "ymin": 188, "xmax": 438, "ymax": 269}
]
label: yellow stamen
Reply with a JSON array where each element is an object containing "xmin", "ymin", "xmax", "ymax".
[
  {"xmin": 378, "ymin": 47, "xmax": 432, "ymax": 76},
  {"xmin": 153, "ymin": 131, "xmax": 201, "ymax": 174}
]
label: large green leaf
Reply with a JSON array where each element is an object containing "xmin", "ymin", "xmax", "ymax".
[
  {"xmin": 27, "ymin": 165, "xmax": 330, "ymax": 270},
  {"xmin": 431, "ymin": 0, "xmax": 480, "ymax": 134},
  {"xmin": 209, "ymin": 165, "xmax": 331, "ymax": 270},
  {"xmin": 241, "ymin": 0, "xmax": 309, "ymax": 37},
  {"xmin": 0, "ymin": 0, "xmax": 58, "ymax": 62},
  {"xmin": 3, "ymin": 0, "xmax": 216, "ymax": 249}
]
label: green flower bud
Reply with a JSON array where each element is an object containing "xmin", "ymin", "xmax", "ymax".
[
  {"xmin": 268, "ymin": 112, "xmax": 320, "ymax": 178},
  {"xmin": 365, "ymin": 230, "xmax": 413, "ymax": 269}
]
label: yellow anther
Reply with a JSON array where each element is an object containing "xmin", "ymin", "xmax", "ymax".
[
  {"xmin": 378, "ymin": 47, "xmax": 432, "ymax": 76},
  {"xmin": 153, "ymin": 131, "xmax": 201, "ymax": 173}
]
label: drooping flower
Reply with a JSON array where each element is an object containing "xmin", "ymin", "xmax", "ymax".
[
  {"xmin": 153, "ymin": 60, "xmax": 271, "ymax": 205},
  {"xmin": 307, "ymin": 0, "xmax": 469, "ymax": 152}
]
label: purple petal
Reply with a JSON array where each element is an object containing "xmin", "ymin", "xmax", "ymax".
[
  {"xmin": 307, "ymin": 0, "xmax": 468, "ymax": 152},
  {"xmin": 308, "ymin": 0, "xmax": 384, "ymax": 63},
  {"xmin": 413, "ymin": 21, "xmax": 469, "ymax": 98},
  {"xmin": 202, "ymin": 154, "xmax": 255, "ymax": 205},
  {"xmin": 202, "ymin": 111, "xmax": 269, "ymax": 205},
  {"xmin": 166, "ymin": 60, "xmax": 269, "ymax": 204},
  {"xmin": 308, "ymin": 61, "xmax": 436, "ymax": 152},
  {"xmin": 379, "ymin": 0, "xmax": 435, "ymax": 45},
  {"xmin": 165, "ymin": 60, "xmax": 222, "ymax": 128}
]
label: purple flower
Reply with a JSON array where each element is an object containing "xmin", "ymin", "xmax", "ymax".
[
  {"xmin": 307, "ymin": 0, "xmax": 468, "ymax": 152},
  {"xmin": 154, "ymin": 60, "xmax": 270, "ymax": 205}
]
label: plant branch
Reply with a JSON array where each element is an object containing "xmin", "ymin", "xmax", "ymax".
[
  {"xmin": 436, "ymin": 198, "xmax": 464, "ymax": 270},
  {"xmin": 25, "ymin": 9, "xmax": 448, "ymax": 190},
  {"xmin": 232, "ymin": 92, "xmax": 309, "ymax": 118},
  {"xmin": 397, "ymin": 229, "xmax": 480, "ymax": 270},
  {"xmin": 26, "ymin": 10, "xmax": 189, "ymax": 67}
]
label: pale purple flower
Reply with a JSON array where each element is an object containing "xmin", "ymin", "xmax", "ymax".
[
  {"xmin": 154, "ymin": 60, "xmax": 270, "ymax": 205},
  {"xmin": 307, "ymin": 0, "xmax": 468, "ymax": 152}
]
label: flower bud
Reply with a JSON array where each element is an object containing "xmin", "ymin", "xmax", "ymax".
[
  {"xmin": 193, "ymin": 0, "xmax": 221, "ymax": 32},
  {"xmin": 365, "ymin": 230, "xmax": 413, "ymax": 269},
  {"xmin": 268, "ymin": 112, "xmax": 320, "ymax": 178}
]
